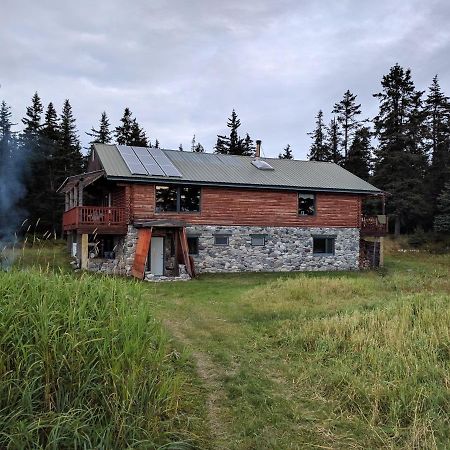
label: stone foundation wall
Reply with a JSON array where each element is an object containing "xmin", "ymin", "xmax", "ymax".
[
  {"xmin": 187, "ymin": 225, "xmax": 360, "ymax": 273},
  {"xmin": 84, "ymin": 225, "xmax": 360, "ymax": 275}
]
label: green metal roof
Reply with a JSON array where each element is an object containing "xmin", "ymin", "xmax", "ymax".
[{"xmin": 94, "ymin": 143, "xmax": 381, "ymax": 194}]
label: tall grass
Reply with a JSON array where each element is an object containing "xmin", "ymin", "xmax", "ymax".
[
  {"xmin": 0, "ymin": 269, "xmax": 195, "ymax": 449},
  {"xmin": 244, "ymin": 273, "xmax": 450, "ymax": 448}
]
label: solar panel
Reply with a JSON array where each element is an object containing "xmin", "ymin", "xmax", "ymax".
[
  {"xmin": 117, "ymin": 145, "xmax": 147, "ymax": 175},
  {"xmin": 149, "ymin": 148, "xmax": 182, "ymax": 177},
  {"xmin": 132, "ymin": 147, "xmax": 165, "ymax": 176},
  {"xmin": 251, "ymin": 159, "xmax": 274, "ymax": 171}
]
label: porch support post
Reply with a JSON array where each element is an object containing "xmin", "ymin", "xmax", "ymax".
[
  {"xmin": 379, "ymin": 237, "xmax": 384, "ymax": 268},
  {"xmin": 81, "ymin": 233, "xmax": 89, "ymax": 270},
  {"xmin": 65, "ymin": 193, "xmax": 69, "ymax": 211},
  {"xmin": 78, "ymin": 182, "xmax": 83, "ymax": 207}
]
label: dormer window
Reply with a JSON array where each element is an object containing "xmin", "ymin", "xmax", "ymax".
[{"xmin": 298, "ymin": 193, "xmax": 315, "ymax": 216}]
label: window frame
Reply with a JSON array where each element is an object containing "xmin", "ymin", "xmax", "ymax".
[
  {"xmin": 312, "ymin": 236, "xmax": 336, "ymax": 256},
  {"xmin": 155, "ymin": 184, "xmax": 201, "ymax": 214},
  {"xmin": 250, "ymin": 234, "xmax": 267, "ymax": 246},
  {"xmin": 297, "ymin": 192, "xmax": 316, "ymax": 217},
  {"xmin": 214, "ymin": 234, "xmax": 230, "ymax": 246}
]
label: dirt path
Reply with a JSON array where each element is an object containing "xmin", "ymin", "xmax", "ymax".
[{"xmin": 164, "ymin": 319, "xmax": 234, "ymax": 450}]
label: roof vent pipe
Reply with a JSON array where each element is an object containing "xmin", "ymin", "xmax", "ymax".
[{"xmin": 255, "ymin": 140, "xmax": 261, "ymax": 158}]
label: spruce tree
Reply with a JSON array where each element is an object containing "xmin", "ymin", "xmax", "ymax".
[
  {"xmin": 21, "ymin": 92, "xmax": 43, "ymax": 152},
  {"xmin": 86, "ymin": 111, "xmax": 112, "ymax": 145},
  {"xmin": 179, "ymin": 143, "xmax": 183, "ymax": 151},
  {"xmin": 193, "ymin": 143, "xmax": 204, "ymax": 152},
  {"xmin": 373, "ymin": 64, "xmax": 428, "ymax": 234},
  {"xmin": 332, "ymin": 90, "xmax": 363, "ymax": 161},
  {"xmin": 0, "ymin": 101, "xmax": 15, "ymax": 161},
  {"xmin": 326, "ymin": 117, "xmax": 343, "ymax": 164},
  {"xmin": 424, "ymin": 76, "xmax": 450, "ymax": 217},
  {"xmin": 214, "ymin": 110, "xmax": 253, "ymax": 156},
  {"xmin": 35, "ymin": 102, "xmax": 61, "ymax": 231},
  {"xmin": 308, "ymin": 110, "xmax": 332, "ymax": 161},
  {"xmin": 242, "ymin": 133, "xmax": 255, "ymax": 156},
  {"xmin": 129, "ymin": 119, "xmax": 148, "ymax": 147},
  {"xmin": 115, "ymin": 108, "xmax": 134, "ymax": 145},
  {"xmin": 278, "ymin": 144, "xmax": 293, "ymax": 159},
  {"xmin": 154, "ymin": 139, "xmax": 160, "ymax": 148},
  {"xmin": 58, "ymin": 99, "xmax": 83, "ymax": 177},
  {"xmin": 20, "ymin": 93, "xmax": 44, "ymax": 227},
  {"xmin": 345, "ymin": 126, "xmax": 372, "ymax": 180},
  {"xmin": 433, "ymin": 181, "xmax": 450, "ymax": 232}
]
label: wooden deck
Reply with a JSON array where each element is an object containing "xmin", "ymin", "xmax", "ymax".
[
  {"xmin": 63, "ymin": 206, "xmax": 127, "ymax": 234},
  {"xmin": 360, "ymin": 215, "xmax": 388, "ymax": 236}
]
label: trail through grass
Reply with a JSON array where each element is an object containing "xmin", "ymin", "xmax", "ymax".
[{"xmin": 147, "ymin": 251, "xmax": 450, "ymax": 449}]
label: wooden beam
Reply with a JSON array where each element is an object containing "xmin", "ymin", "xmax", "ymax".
[
  {"xmin": 131, "ymin": 228, "xmax": 152, "ymax": 279},
  {"xmin": 81, "ymin": 233, "xmax": 89, "ymax": 270},
  {"xmin": 179, "ymin": 227, "xmax": 194, "ymax": 278}
]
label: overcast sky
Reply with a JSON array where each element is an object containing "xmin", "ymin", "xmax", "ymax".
[{"xmin": 1, "ymin": 0, "xmax": 450, "ymax": 158}]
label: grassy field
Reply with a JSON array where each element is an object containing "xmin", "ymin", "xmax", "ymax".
[{"xmin": 2, "ymin": 239, "xmax": 449, "ymax": 449}]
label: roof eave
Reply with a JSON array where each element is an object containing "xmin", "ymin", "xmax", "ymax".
[{"xmin": 104, "ymin": 175, "xmax": 381, "ymax": 195}]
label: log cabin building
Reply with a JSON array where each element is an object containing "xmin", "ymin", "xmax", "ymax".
[{"xmin": 57, "ymin": 142, "xmax": 387, "ymax": 279}]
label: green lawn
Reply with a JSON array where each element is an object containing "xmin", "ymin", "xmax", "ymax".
[{"xmin": 4, "ymin": 240, "xmax": 450, "ymax": 449}]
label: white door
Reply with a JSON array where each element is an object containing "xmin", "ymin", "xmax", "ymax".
[{"xmin": 150, "ymin": 237, "xmax": 164, "ymax": 275}]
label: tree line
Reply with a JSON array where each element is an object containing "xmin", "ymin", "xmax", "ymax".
[
  {"xmin": 1, "ymin": 63, "xmax": 449, "ymax": 235},
  {"xmin": 308, "ymin": 64, "xmax": 450, "ymax": 235}
]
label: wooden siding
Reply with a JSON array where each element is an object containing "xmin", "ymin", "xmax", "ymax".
[{"xmin": 126, "ymin": 184, "xmax": 362, "ymax": 228}]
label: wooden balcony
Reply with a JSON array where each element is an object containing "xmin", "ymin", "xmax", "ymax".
[
  {"xmin": 361, "ymin": 215, "xmax": 388, "ymax": 237},
  {"xmin": 63, "ymin": 206, "xmax": 127, "ymax": 234}
]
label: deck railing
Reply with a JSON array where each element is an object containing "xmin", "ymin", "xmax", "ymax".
[
  {"xmin": 63, "ymin": 206, "xmax": 127, "ymax": 231},
  {"xmin": 361, "ymin": 215, "xmax": 388, "ymax": 236}
]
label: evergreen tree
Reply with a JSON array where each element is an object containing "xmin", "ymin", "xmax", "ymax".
[
  {"xmin": 58, "ymin": 99, "xmax": 83, "ymax": 177},
  {"xmin": 345, "ymin": 126, "xmax": 372, "ymax": 180},
  {"xmin": 179, "ymin": 143, "xmax": 183, "ymax": 151},
  {"xmin": 129, "ymin": 119, "xmax": 148, "ymax": 146},
  {"xmin": 325, "ymin": 117, "xmax": 343, "ymax": 164},
  {"xmin": 115, "ymin": 108, "xmax": 134, "ymax": 145},
  {"xmin": 0, "ymin": 101, "xmax": 15, "ymax": 160},
  {"xmin": 424, "ymin": 76, "xmax": 450, "ymax": 217},
  {"xmin": 214, "ymin": 109, "xmax": 253, "ymax": 156},
  {"xmin": 278, "ymin": 144, "xmax": 293, "ymax": 159},
  {"xmin": 372, "ymin": 64, "xmax": 428, "ymax": 234},
  {"xmin": 86, "ymin": 111, "xmax": 112, "ymax": 145},
  {"xmin": 332, "ymin": 90, "xmax": 363, "ymax": 161},
  {"xmin": 154, "ymin": 139, "xmax": 160, "ymax": 148},
  {"xmin": 193, "ymin": 143, "xmax": 204, "ymax": 152},
  {"xmin": 191, "ymin": 134, "xmax": 196, "ymax": 152},
  {"xmin": 308, "ymin": 110, "xmax": 332, "ymax": 161},
  {"xmin": 243, "ymin": 133, "xmax": 255, "ymax": 156},
  {"xmin": 433, "ymin": 181, "xmax": 450, "ymax": 232},
  {"xmin": 21, "ymin": 92, "xmax": 43, "ymax": 152},
  {"xmin": 20, "ymin": 93, "xmax": 44, "ymax": 227}
]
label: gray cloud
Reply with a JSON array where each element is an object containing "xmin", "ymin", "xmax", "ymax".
[{"xmin": 1, "ymin": 0, "xmax": 450, "ymax": 158}]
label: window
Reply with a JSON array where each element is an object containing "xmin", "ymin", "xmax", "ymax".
[
  {"xmin": 155, "ymin": 185, "xmax": 178, "ymax": 212},
  {"xmin": 155, "ymin": 185, "xmax": 201, "ymax": 213},
  {"xmin": 214, "ymin": 235, "xmax": 229, "ymax": 246},
  {"xmin": 313, "ymin": 237, "xmax": 335, "ymax": 255},
  {"xmin": 298, "ymin": 193, "xmax": 315, "ymax": 215},
  {"xmin": 251, "ymin": 234, "xmax": 266, "ymax": 246},
  {"xmin": 187, "ymin": 237, "xmax": 199, "ymax": 255}
]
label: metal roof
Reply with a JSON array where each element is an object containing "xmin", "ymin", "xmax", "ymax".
[{"xmin": 94, "ymin": 143, "xmax": 381, "ymax": 194}]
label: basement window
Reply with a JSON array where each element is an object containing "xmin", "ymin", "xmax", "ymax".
[
  {"xmin": 251, "ymin": 234, "xmax": 266, "ymax": 246},
  {"xmin": 187, "ymin": 237, "xmax": 199, "ymax": 255},
  {"xmin": 155, "ymin": 185, "xmax": 201, "ymax": 213},
  {"xmin": 214, "ymin": 235, "xmax": 229, "ymax": 246},
  {"xmin": 313, "ymin": 237, "xmax": 335, "ymax": 255},
  {"xmin": 298, "ymin": 193, "xmax": 316, "ymax": 216}
]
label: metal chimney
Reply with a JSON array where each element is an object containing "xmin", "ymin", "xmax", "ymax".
[{"xmin": 255, "ymin": 140, "xmax": 261, "ymax": 158}]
